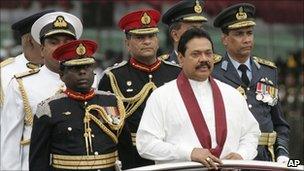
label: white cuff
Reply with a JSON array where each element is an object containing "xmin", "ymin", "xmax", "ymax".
[{"xmin": 277, "ymin": 156, "xmax": 289, "ymax": 164}]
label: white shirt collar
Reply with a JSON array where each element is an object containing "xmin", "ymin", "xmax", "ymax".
[{"xmin": 227, "ymin": 53, "xmax": 252, "ymax": 71}]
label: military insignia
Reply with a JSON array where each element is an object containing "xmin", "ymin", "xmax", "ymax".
[
  {"xmin": 213, "ymin": 54, "xmax": 222, "ymax": 63},
  {"xmin": 236, "ymin": 6, "xmax": 247, "ymax": 20},
  {"xmin": 141, "ymin": 12, "xmax": 151, "ymax": 25},
  {"xmin": 194, "ymin": 0, "xmax": 203, "ymax": 14},
  {"xmin": 256, "ymin": 79, "xmax": 278, "ymax": 106},
  {"xmin": 53, "ymin": 16, "xmax": 68, "ymax": 28},
  {"xmin": 76, "ymin": 43, "xmax": 86, "ymax": 56},
  {"xmin": 62, "ymin": 111, "xmax": 71, "ymax": 115},
  {"xmin": 126, "ymin": 89, "xmax": 133, "ymax": 92},
  {"xmin": 237, "ymin": 86, "xmax": 247, "ymax": 99},
  {"xmin": 253, "ymin": 56, "xmax": 277, "ymax": 68},
  {"xmin": 126, "ymin": 81, "xmax": 132, "ymax": 86}
]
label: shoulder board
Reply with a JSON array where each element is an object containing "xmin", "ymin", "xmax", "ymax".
[
  {"xmin": 105, "ymin": 61, "xmax": 127, "ymax": 72},
  {"xmin": 14, "ymin": 68, "xmax": 40, "ymax": 79},
  {"xmin": 0, "ymin": 57, "xmax": 15, "ymax": 68},
  {"xmin": 213, "ymin": 54, "xmax": 222, "ymax": 64},
  {"xmin": 162, "ymin": 60, "xmax": 181, "ymax": 68},
  {"xmin": 253, "ymin": 56, "xmax": 276, "ymax": 68},
  {"xmin": 158, "ymin": 54, "xmax": 169, "ymax": 61}
]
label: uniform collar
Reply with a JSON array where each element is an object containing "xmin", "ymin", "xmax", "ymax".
[
  {"xmin": 227, "ymin": 53, "xmax": 252, "ymax": 72},
  {"xmin": 64, "ymin": 88, "xmax": 95, "ymax": 101},
  {"xmin": 130, "ymin": 57, "xmax": 161, "ymax": 73}
]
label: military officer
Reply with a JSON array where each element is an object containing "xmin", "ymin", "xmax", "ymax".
[
  {"xmin": 1, "ymin": 11, "xmax": 83, "ymax": 170},
  {"xmin": 161, "ymin": 0, "xmax": 208, "ymax": 63},
  {"xmin": 0, "ymin": 10, "xmax": 54, "ymax": 106},
  {"xmin": 29, "ymin": 40, "xmax": 125, "ymax": 171},
  {"xmin": 212, "ymin": 3, "xmax": 290, "ymax": 163},
  {"xmin": 98, "ymin": 9, "xmax": 181, "ymax": 169}
]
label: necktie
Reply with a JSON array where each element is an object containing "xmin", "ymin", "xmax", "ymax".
[{"xmin": 238, "ymin": 64, "xmax": 250, "ymax": 86}]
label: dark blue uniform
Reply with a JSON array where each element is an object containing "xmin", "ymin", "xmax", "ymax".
[
  {"xmin": 29, "ymin": 90, "xmax": 124, "ymax": 171},
  {"xmin": 98, "ymin": 59, "xmax": 181, "ymax": 169},
  {"xmin": 212, "ymin": 54, "xmax": 290, "ymax": 161}
]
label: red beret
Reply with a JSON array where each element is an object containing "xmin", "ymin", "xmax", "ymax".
[
  {"xmin": 52, "ymin": 39, "xmax": 98, "ymax": 66},
  {"xmin": 118, "ymin": 9, "xmax": 160, "ymax": 34}
]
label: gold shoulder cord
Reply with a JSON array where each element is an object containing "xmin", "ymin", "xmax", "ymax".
[
  {"xmin": 16, "ymin": 78, "xmax": 33, "ymax": 145},
  {"xmin": 106, "ymin": 71, "xmax": 157, "ymax": 118},
  {"xmin": 84, "ymin": 97, "xmax": 126, "ymax": 155},
  {"xmin": 0, "ymin": 83, "xmax": 4, "ymax": 107}
]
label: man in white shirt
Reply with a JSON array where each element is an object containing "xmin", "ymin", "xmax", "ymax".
[
  {"xmin": 136, "ymin": 28, "xmax": 261, "ymax": 170},
  {"xmin": 1, "ymin": 11, "xmax": 83, "ymax": 170}
]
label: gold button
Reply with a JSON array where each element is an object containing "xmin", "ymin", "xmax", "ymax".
[
  {"xmin": 91, "ymin": 134, "xmax": 95, "ymax": 138},
  {"xmin": 247, "ymin": 87, "xmax": 250, "ymax": 91},
  {"xmin": 68, "ymin": 127, "xmax": 72, "ymax": 131},
  {"xmin": 94, "ymin": 151, "xmax": 99, "ymax": 155},
  {"xmin": 248, "ymin": 104, "xmax": 252, "ymax": 108}
]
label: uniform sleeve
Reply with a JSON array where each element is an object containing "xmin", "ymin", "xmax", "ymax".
[
  {"xmin": 98, "ymin": 72, "xmax": 113, "ymax": 92},
  {"xmin": 235, "ymin": 96, "xmax": 261, "ymax": 160},
  {"xmin": 29, "ymin": 103, "xmax": 52, "ymax": 171},
  {"xmin": 1, "ymin": 79, "xmax": 24, "ymax": 170},
  {"xmin": 136, "ymin": 90, "xmax": 193, "ymax": 162},
  {"xmin": 272, "ymin": 69, "xmax": 290, "ymax": 158}
]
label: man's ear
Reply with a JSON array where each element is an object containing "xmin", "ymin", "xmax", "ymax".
[
  {"xmin": 177, "ymin": 52, "xmax": 184, "ymax": 67},
  {"xmin": 125, "ymin": 38, "xmax": 130, "ymax": 52},
  {"xmin": 221, "ymin": 33, "xmax": 228, "ymax": 46},
  {"xmin": 170, "ymin": 29, "xmax": 179, "ymax": 43}
]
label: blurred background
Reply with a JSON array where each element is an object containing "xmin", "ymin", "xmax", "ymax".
[{"xmin": 1, "ymin": 0, "xmax": 303, "ymax": 161}]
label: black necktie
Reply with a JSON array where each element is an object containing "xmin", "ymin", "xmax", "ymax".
[{"xmin": 238, "ymin": 64, "xmax": 250, "ymax": 86}]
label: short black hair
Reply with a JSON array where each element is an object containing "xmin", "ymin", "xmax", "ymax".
[{"xmin": 177, "ymin": 28, "xmax": 214, "ymax": 56}]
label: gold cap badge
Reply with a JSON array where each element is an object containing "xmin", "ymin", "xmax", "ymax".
[
  {"xmin": 141, "ymin": 12, "xmax": 151, "ymax": 25},
  {"xmin": 194, "ymin": 0, "xmax": 203, "ymax": 14},
  {"xmin": 236, "ymin": 7, "xmax": 247, "ymax": 20},
  {"xmin": 53, "ymin": 16, "xmax": 68, "ymax": 28},
  {"xmin": 76, "ymin": 43, "xmax": 86, "ymax": 56}
]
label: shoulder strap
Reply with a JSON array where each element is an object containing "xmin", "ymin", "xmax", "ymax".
[
  {"xmin": 0, "ymin": 57, "xmax": 15, "ymax": 68},
  {"xmin": 253, "ymin": 56, "xmax": 277, "ymax": 68}
]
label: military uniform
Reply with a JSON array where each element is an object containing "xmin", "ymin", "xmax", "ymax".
[
  {"xmin": 0, "ymin": 10, "xmax": 54, "ymax": 106},
  {"xmin": 29, "ymin": 39, "xmax": 125, "ymax": 171},
  {"xmin": 30, "ymin": 89, "xmax": 124, "ymax": 171},
  {"xmin": 98, "ymin": 9, "xmax": 182, "ymax": 169},
  {"xmin": 0, "ymin": 11, "xmax": 83, "ymax": 170},
  {"xmin": 213, "ymin": 3, "xmax": 289, "ymax": 162},
  {"xmin": 162, "ymin": 0, "xmax": 207, "ymax": 63}
]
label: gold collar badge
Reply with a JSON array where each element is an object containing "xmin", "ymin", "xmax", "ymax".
[
  {"xmin": 194, "ymin": 0, "xmax": 202, "ymax": 14},
  {"xmin": 76, "ymin": 43, "xmax": 86, "ymax": 56},
  {"xmin": 141, "ymin": 12, "xmax": 151, "ymax": 25},
  {"xmin": 236, "ymin": 7, "xmax": 247, "ymax": 20},
  {"xmin": 53, "ymin": 16, "xmax": 68, "ymax": 28}
]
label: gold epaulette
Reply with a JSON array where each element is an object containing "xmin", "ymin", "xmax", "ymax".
[
  {"xmin": 253, "ymin": 56, "xmax": 277, "ymax": 68},
  {"xmin": 158, "ymin": 54, "xmax": 169, "ymax": 60},
  {"xmin": 162, "ymin": 60, "xmax": 181, "ymax": 68},
  {"xmin": 0, "ymin": 57, "xmax": 15, "ymax": 68},
  {"xmin": 213, "ymin": 54, "xmax": 222, "ymax": 63},
  {"xmin": 14, "ymin": 68, "xmax": 40, "ymax": 79},
  {"xmin": 105, "ymin": 61, "xmax": 127, "ymax": 72}
]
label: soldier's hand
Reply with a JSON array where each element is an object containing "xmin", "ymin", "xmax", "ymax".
[
  {"xmin": 190, "ymin": 148, "xmax": 222, "ymax": 170},
  {"xmin": 222, "ymin": 152, "xmax": 243, "ymax": 160}
]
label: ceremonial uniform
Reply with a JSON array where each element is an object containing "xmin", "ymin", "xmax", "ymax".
[
  {"xmin": 212, "ymin": 3, "xmax": 290, "ymax": 162},
  {"xmin": 98, "ymin": 9, "xmax": 181, "ymax": 169},
  {"xmin": 29, "ymin": 39, "xmax": 125, "ymax": 170},
  {"xmin": 30, "ymin": 90, "xmax": 124, "ymax": 171},
  {"xmin": 162, "ymin": 0, "xmax": 207, "ymax": 63},
  {"xmin": 0, "ymin": 10, "xmax": 54, "ymax": 106},
  {"xmin": 0, "ymin": 11, "xmax": 83, "ymax": 170}
]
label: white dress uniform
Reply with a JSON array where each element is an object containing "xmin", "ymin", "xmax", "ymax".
[
  {"xmin": 1, "ymin": 11, "xmax": 83, "ymax": 170},
  {"xmin": 136, "ymin": 78, "xmax": 261, "ymax": 163},
  {"xmin": 1, "ymin": 66, "xmax": 64, "ymax": 170},
  {"xmin": 1, "ymin": 53, "xmax": 30, "ymax": 99}
]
